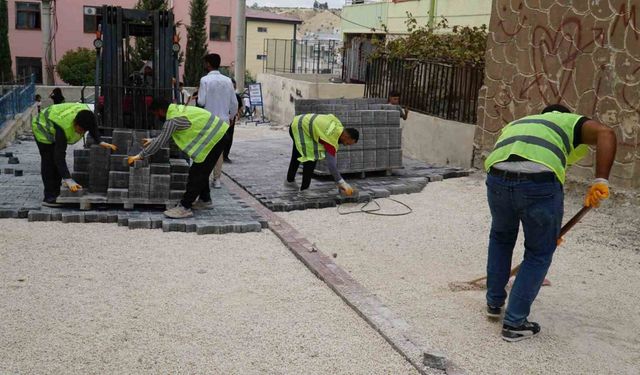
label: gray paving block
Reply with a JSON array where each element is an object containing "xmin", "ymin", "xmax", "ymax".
[
  {"xmin": 149, "ymin": 148, "xmax": 170, "ymax": 163},
  {"xmin": 108, "ymin": 171, "xmax": 130, "ymax": 189},
  {"xmin": 133, "ymin": 159, "xmax": 150, "ymax": 168},
  {"xmin": 169, "ymin": 190, "xmax": 184, "ymax": 200},
  {"xmin": 110, "ymin": 155, "xmax": 129, "ymax": 172},
  {"xmin": 150, "ymin": 163, "xmax": 171, "ymax": 175},
  {"xmin": 170, "ymin": 159, "xmax": 190, "ymax": 174},
  {"xmin": 128, "ymin": 218, "xmax": 152, "ymax": 229},
  {"xmin": 162, "ymin": 221, "xmax": 186, "ymax": 232},
  {"xmin": 73, "ymin": 149, "xmax": 90, "ymax": 158},
  {"xmin": 61, "ymin": 213, "xmax": 83, "ymax": 223},
  {"xmin": 107, "ymin": 188, "xmax": 128, "ymax": 199},
  {"xmin": 376, "ymin": 149, "xmax": 389, "ymax": 168},
  {"xmin": 171, "ymin": 173, "xmax": 189, "ymax": 183},
  {"xmin": 28, "ymin": 211, "xmax": 51, "ymax": 222},
  {"xmin": 111, "ymin": 129, "xmax": 133, "ymax": 155}
]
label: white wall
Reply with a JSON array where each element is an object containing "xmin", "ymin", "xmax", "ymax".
[
  {"xmin": 402, "ymin": 111, "xmax": 476, "ymax": 168},
  {"xmin": 257, "ymin": 73, "xmax": 364, "ymax": 125}
]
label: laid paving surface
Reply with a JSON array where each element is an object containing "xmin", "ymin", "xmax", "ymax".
[
  {"xmin": 223, "ymin": 136, "xmax": 469, "ymax": 212},
  {"xmin": 0, "ymin": 137, "xmax": 265, "ymax": 234}
]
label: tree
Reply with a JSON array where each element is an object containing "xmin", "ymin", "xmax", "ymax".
[
  {"xmin": 57, "ymin": 48, "xmax": 96, "ymax": 86},
  {"xmin": 0, "ymin": 0, "xmax": 12, "ymax": 82},
  {"xmin": 373, "ymin": 15, "xmax": 488, "ymax": 66},
  {"xmin": 183, "ymin": 0, "xmax": 208, "ymax": 86},
  {"xmin": 129, "ymin": 0, "xmax": 167, "ymax": 68}
]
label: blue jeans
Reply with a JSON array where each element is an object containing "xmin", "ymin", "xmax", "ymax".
[{"xmin": 485, "ymin": 173, "xmax": 563, "ymax": 326}]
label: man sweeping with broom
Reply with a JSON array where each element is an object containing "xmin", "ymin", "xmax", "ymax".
[{"xmin": 483, "ymin": 104, "xmax": 617, "ymax": 342}]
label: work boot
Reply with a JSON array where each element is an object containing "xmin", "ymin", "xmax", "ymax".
[
  {"xmin": 486, "ymin": 304, "xmax": 503, "ymax": 319},
  {"xmin": 192, "ymin": 200, "xmax": 213, "ymax": 210},
  {"xmin": 42, "ymin": 199, "xmax": 62, "ymax": 208},
  {"xmin": 284, "ymin": 179, "xmax": 299, "ymax": 189},
  {"xmin": 212, "ymin": 179, "xmax": 222, "ymax": 189},
  {"xmin": 502, "ymin": 320, "xmax": 541, "ymax": 342},
  {"xmin": 223, "ymin": 157, "xmax": 232, "ymax": 163},
  {"xmin": 164, "ymin": 204, "xmax": 193, "ymax": 218}
]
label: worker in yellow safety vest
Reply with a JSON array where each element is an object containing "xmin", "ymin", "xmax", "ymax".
[
  {"xmin": 31, "ymin": 103, "xmax": 117, "ymax": 207},
  {"xmin": 483, "ymin": 104, "xmax": 617, "ymax": 342},
  {"xmin": 285, "ymin": 113, "xmax": 359, "ymax": 196},
  {"xmin": 127, "ymin": 98, "xmax": 230, "ymax": 219}
]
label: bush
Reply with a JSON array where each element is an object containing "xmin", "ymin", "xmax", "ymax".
[
  {"xmin": 57, "ymin": 48, "xmax": 96, "ymax": 86},
  {"xmin": 373, "ymin": 15, "xmax": 487, "ymax": 66}
]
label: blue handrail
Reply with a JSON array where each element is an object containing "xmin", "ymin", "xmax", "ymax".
[{"xmin": 0, "ymin": 74, "xmax": 36, "ymax": 129}]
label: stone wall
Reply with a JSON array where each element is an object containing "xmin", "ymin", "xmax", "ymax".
[{"xmin": 476, "ymin": 0, "xmax": 640, "ymax": 188}]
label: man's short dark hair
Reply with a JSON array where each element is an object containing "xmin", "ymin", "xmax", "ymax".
[
  {"xmin": 541, "ymin": 104, "xmax": 571, "ymax": 114},
  {"xmin": 389, "ymin": 90, "xmax": 401, "ymax": 97},
  {"xmin": 344, "ymin": 127, "xmax": 359, "ymax": 142},
  {"xmin": 179, "ymin": 82, "xmax": 184, "ymax": 87},
  {"xmin": 74, "ymin": 110, "xmax": 98, "ymax": 139},
  {"xmin": 149, "ymin": 97, "xmax": 171, "ymax": 112},
  {"xmin": 204, "ymin": 53, "xmax": 221, "ymax": 70}
]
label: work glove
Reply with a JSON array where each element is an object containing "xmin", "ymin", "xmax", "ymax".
[
  {"xmin": 127, "ymin": 154, "xmax": 143, "ymax": 166},
  {"xmin": 337, "ymin": 179, "xmax": 354, "ymax": 196},
  {"xmin": 63, "ymin": 179, "xmax": 82, "ymax": 192},
  {"xmin": 99, "ymin": 142, "xmax": 117, "ymax": 152},
  {"xmin": 141, "ymin": 138, "xmax": 153, "ymax": 147},
  {"xmin": 584, "ymin": 178, "xmax": 610, "ymax": 208}
]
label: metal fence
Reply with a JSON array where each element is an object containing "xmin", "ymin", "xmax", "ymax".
[
  {"xmin": 263, "ymin": 39, "xmax": 342, "ymax": 75},
  {"xmin": 364, "ymin": 58, "xmax": 484, "ymax": 124},
  {"xmin": 0, "ymin": 75, "xmax": 36, "ymax": 128}
]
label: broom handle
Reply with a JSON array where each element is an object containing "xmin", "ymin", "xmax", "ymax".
[{"xmin": 470, "ymin": 206, "xmax": 591, "ymax": 284}]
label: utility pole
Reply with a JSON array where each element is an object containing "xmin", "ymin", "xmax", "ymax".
[
  {"xmin": 41, "ymin": 0, "xmax": 54, "ymax": 84},
  {"xmin": 235, "ymin": 0, "xmax": 246, "ymax": 91}
]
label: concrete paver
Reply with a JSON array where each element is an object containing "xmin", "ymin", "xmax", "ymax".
[{"xmin": 0, "ymin": 136, "xmax": 265, "ymax": 234}]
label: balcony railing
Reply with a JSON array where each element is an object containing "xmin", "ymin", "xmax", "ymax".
[{"xmin": 345, "ymin": 0, "xmax": 386, "ymax": 5}]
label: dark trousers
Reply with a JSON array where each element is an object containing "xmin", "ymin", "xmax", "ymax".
[
  {"xmin": 180, "ymin": 132, "xmax": 230, "ymax": 208},
  {"xmin": 36, "ymin": 141, "xmax": 62, "ymax": 201},
  {"xmin": 286, "ymin": 127, "xmax": 316, "ymax": 190},
  {"xmin": 223, "ymin": 119, "xmax": 235, "ymax": 159}
]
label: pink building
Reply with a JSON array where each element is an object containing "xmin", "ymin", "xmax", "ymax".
[{"xmin": 7, "ymin": 0, "xmax": 238, "ymax": 84}]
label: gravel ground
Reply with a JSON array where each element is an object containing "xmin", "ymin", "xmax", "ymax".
[
  {"xmin": 0, "ymin": 221, "xmax": 418, "ymax": 375},
  {"xmin": 280, "ymin": 173, "xmax": 640, "ymax": 374}
]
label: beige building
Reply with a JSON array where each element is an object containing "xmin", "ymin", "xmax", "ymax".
[{"xmin": 245, "ymin": 10, "xmax": 301, "ymax": 79}]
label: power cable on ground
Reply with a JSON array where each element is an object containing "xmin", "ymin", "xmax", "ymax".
[{"xmin": 337, "ymin": 195, "xmax": 413, "ymax": 216}]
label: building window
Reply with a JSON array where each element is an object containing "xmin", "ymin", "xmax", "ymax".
[
  {"xmin": 210, "ymin": 16, "xmax": 231, "ymax": 41},
  {"xmin": 257, "ymin": 27, "xmax": 268, "ymax": 33},
  {"xmin": 15, "ymin": 2, "xmax": 40, "ymax": 30},
  {"xmin": 15, "ymin": 57, "xmax": 43, "ymax": 83},
  {"xmin": 83, "ymin": 6, "xmax": 101, "ymax": 33},
  {"xmin": 256, "ymin": 54, "xmax": 267, "ymax": 60}
]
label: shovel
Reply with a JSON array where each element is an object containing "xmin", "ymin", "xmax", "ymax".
[{"xmin": 449, "ymin": 206, "xmax": 592, "ymax": 292}]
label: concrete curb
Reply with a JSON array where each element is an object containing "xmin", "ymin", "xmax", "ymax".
[{"xmin": 222, "ymin": 173, "xmax": 461, "ymax": 375}]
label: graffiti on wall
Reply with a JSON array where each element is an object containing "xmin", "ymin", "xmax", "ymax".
[{"xmin": 476, "ymin": 0, "xmax": 640, "ymax": 187}]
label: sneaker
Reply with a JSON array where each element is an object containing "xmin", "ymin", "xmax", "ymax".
[
  {"xmin": 164, "ymin": 204, "xmax": 193, "ymax": 218},
  {"xmin": 212, "ymin": 179, "xmax": 222, "ymax": 189},
  {"xmin": 502, "ymin": 320, "xmax": 541, "ymax": 342},
  {"xmin": 284, "ymin": 180, "xmax": 299, "ymax": 189},
  {"xmin": 487, "ymin": 305, "xmax": 503, "ymax": 319},
  {"xmin": 192, "ymin": 200, "xmax": 213, "ymax": 210},
  {"xmin": 42, "ymin": 200, "xmax": 62, "ymax": 208}
]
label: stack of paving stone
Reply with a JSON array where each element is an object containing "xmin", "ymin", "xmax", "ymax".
[
  {"xmin": 69, "ymin": 128, "xmax": 188, "ymax": 204},
  {"xmin": 294, "ymin": 98, "xmax": 403, "ymax": 175}
]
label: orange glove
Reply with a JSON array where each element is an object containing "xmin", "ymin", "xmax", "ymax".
[
  {"xmin": 127, "ymin": 154, "xmax": 143, "ymax": 166},
  {"xmin": 584, "ymin": 178, "xmax": 609, "ymax": 208},
  {"xmin": 99, "ymin": 142, "xmax": 117, "ymax": 152},
  {"xmin": 63, "ymin": 179, "xmax": 82, "ymax": 192},
  {"xmin": 337, "ymin": 179, "xmax": 354, "ymax": 196},
  {"xmin": 556, "ymin": 237, "xmax": 564, "ymax": 246},
  {"xmin": 142, "ymin": 138, "xmax": 153, "ymax": 147}
]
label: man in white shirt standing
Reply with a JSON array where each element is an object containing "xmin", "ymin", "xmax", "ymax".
[{"xmin": 195, "ymin": 53, "xmax": 238, "ymax": 189}]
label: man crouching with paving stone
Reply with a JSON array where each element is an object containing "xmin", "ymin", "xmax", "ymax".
[
  {"xmin": 32, "ymin": 103, "xmax": 117, "ymax": 207},
  {"xmin": 484, "ymin": 104, "xmax": 616, "ymax": 342},
  {"xmin": 285, "ymin": 113, "xmax": 359, "ymax": 197},
  {"xmin": 127, "ymin": 98, "xmax": 230, "ymax": 219}
]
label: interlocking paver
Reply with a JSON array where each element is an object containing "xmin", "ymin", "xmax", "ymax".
[{"xmin": 0, "ymin": 135, "xmax": 264, "ymax": 235}]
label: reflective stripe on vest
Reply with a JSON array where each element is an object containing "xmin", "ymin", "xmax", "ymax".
[
  {"xmin": 484, "ymin": 112, "xmax": 588, "ymax": 184},
  {"xmin": 32, "ymin": 104, "xmax": 87, "ymax": 144},
  {"xmin": 292, "ymin": 114, "xmax": 343, "ymax": 163},
  {"xmin": 38, "ymin": 107, "xmax": 55, "ymax": 143},
  {"xmin": 167, "ymin": 104, "xmax": 228, "ymax": 163},
  {"xmin": 307, "ymin": 114, "xmax": 320, "ymax": 160}
]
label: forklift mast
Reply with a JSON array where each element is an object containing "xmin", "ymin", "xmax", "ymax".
[{"xmin": 93, "ymin": 6, "xmax": 179, "ymax": 131}]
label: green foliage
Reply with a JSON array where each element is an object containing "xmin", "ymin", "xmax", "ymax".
[
  {"xmin": 57, "ymin": 48, "xmax": 96, "ymax": 86},
  {"xmin": 129, "ymin": 0, "xmax": 167, "ymax": 68},
  {"xmin": 184, "ymin": 0, "xmax": 208, "ymax": 86},
  {"xmin": 0, "ymin": 0, "xmax": 12, "ymax": 81},
  {"xmin": 372, "ymin": 14, "xmax": 487, "ymax": 66}
]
